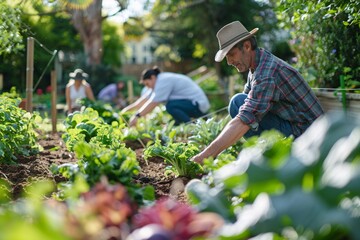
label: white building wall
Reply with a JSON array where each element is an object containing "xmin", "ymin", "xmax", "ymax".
[{"xmin": 124, "ymin": 36, "xmax": 156, "ymax": 64}]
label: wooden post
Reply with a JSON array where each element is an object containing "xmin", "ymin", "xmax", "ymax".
[
  {"xmin": 26, "ymin": 37, "xmax": 34, "ymax": 112},
  {"xmin": 0, "ymin": 74, "xmax": 3, "ymax": 91},
  {"xmin": 228, "ymin": 75, "xmax": 235, "ymax": 99},
  {"xmin": 340, "ymin": 75, "xmax": 347, "ymax": 113},
  {"xmin": 127, "ymin": 80, "xmax": 134, "ymax": 103},
  {"xmin": 51, "ymin": 70, "xmax": 57, "ymax": 133},
  {"xmin": 55, "ymin": 51, "xmax": 63, "ymax": 85}
]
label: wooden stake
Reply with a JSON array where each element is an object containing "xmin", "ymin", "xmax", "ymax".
[
  {"xmin": 0, "ymin": 74, "xmax": 3, "ymax": 91},
  {"xmin": 229, "ymin": 75, "xmax": 235, "ymax": 99},
  {"xmin": 127, "ymin": 80, "xmax": 134, "ymax": 103},
  {"xmin": 51, "ymin": 70, "xmax": 57, "ymax": 133},
  {"xmin": 26, "ymin": 37, "xmax": 34, "ymax": 112}
]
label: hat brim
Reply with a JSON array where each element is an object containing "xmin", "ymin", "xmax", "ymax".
[
  {"xmin": 215, "ymin": 28, "xmax": 259, "ymax": 62},
  {"xmin": 69, "ymin": 72, "xmax": 88, "ymax": 79}
]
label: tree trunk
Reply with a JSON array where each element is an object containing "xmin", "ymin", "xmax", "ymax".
[{"xmin": 70, "ymin": 0, "xmax": 103, "ymax": 66}]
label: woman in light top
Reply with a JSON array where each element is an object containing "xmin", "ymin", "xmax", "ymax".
[
  {"xmin": 121, "ymin": 66, "xmax": 210, "ymax": 126},
  {"xmin": 65, "ymin": 68, "xmax": 95, "ymax": 114}
]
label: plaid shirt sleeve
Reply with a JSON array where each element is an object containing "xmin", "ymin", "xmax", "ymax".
[{"xmin": 239, "ymin": 75, "xmax": 277, "ymax": 127}]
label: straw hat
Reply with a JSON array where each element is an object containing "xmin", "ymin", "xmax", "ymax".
[
  {"xmin": 215, "ymin": 21, "xmax": 259, "ymax": 62},
  {"xmin": 69, "ymin": 68, "xmax": 88, "ymax": 80}
]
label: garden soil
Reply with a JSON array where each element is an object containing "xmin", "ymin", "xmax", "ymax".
[{"xmin": 0, "ymin": 132, "xmax": 188, "ymax": 202}]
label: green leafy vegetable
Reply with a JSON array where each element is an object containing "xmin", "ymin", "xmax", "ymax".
[
  {"xmin": 144, "ymin": 140, "xmax": 203, "ymax": 178},
  {"xmin": 0, "ymin": 93, "xmax": 40, "ymax": 162}
]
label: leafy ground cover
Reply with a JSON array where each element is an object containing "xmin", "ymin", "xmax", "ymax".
[
  {"xmin": 0, "ymin": 131, "xmax": 188, "ymax": 202},
  {"xmin": 2, "ymin": 91, "xmax": 360, "ymax": 239}
]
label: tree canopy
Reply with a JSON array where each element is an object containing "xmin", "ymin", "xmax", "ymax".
[
  {"xmin": 0, "ymin": 0, "xmax": 128, "ymax": 94},
  {"xmin": 0, "ymin": 2, "xmax": 23, "ymax": 55},
  {"xmin": 1, "ymin": 0, "xmax": 359, "ymax": 94},
  {"xmin": 275, "ymin": 0, "xmax": 360, "ymax": 88},
  {"xmin": 141, "ymin": 0, "xmax": 278, "ymax": 67}
]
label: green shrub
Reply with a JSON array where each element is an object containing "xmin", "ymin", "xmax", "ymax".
[{"xmin": 0, "ymin": 95, "xmax": 40, "ymax": 162}]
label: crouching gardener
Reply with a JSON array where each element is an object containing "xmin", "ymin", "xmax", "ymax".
[
  {"xmin": 192, "ymin": 21, "xmax": 324, "ymax": 164},
  {"xmin": 121, "ymin": 66, "xmax": 210, "ymax": 126}
]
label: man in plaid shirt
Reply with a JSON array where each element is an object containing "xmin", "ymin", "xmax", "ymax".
[{"xmin": 192, "ymin": 21, "xmax": 324, "ymax": 164}]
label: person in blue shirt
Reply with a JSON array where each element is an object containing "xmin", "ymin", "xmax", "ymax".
[
  {"xmin": 121, "ymin": 66, "xmax": 210, "ymax": 126},
  {"xmin": 97, "ymin": 81, "xmax": 127, "ymax": 108}
]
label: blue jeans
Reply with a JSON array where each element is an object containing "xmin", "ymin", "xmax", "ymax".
[
  {"xmin": 228, "ymin": 93, "xmax": 293, "ymax": 138},
  {"xmin": 166, "ymin": 99, "xmax": 205, "ymax": 125}
]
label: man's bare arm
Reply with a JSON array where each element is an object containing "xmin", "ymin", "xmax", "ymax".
[{"xmin": 192, "ymin": 117, "xmax": 250, "ymax": 164}]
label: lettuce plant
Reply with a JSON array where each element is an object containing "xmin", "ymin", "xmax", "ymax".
[
  {"xmin": 55, "ymin": 107, "xmax": 155, "ymax": 205},
  {"xmin": 0, "ymin": 95, "xmax": 40, "ymax": 162},
  {"xmin": 144, "ymin": 140, "xmax": 203, "ymax": 178},
  {"xmin": 189, "ymin": 116, "xmax": 244, "ymax": 158}
]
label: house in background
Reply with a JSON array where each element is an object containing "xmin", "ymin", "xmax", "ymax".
[
  {"xmin": 123, "ymin": 34, "xmax": 156, "ymax": 64},
  {"xmin": 121, "ymin": 34, "xmax": 158, "ymax": 77},
  {"xmin": 121, "ymin": 34, "xmax": 195, "ymax": 78}
]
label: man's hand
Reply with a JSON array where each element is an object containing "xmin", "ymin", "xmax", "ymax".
[
  {"xmin": 191, "ymin": 152, "xmax": 211, "ymax": 165},
  {"xmin": 191, "ymin": 154, "xmax": 203, "ymax": 164}
]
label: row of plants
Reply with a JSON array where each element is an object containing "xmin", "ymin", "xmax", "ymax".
[
  {"xmin": 0, "ymin": 94, "xmax": 226, "ymax": 239},
  {"xmin": 187, "ymin": 117, "xmax": 360, "ymax": 239},
  {"xmin": 0, "ymin": 88, "xmax": 41, "ymax": 162},
  {"xmin": 1, "ymin": 92, "xmax": 360, "ymax": 239},
  {"xmin": 51, "ymin": 107, "xmax": 154, "ymax": 205},
  {"xmin": 0, "ymin": 178, "xmax": 222, "ymax": 240}
]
